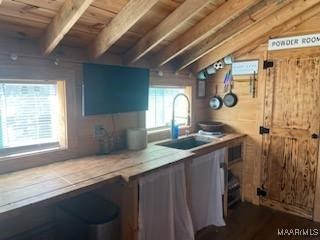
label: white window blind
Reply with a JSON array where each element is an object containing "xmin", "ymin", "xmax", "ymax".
[
  {"xmin": 146, "ymin": 87, "xmax": 188, "ymax": 129},
  {"xmin": 0, "ymin": 82, "xmax": 59, "ymax": 151}
]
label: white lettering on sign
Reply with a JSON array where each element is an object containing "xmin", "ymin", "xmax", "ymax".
[
  {"xmin": 268, "ymin": 33, "xmax": 320, "ymax": 50},
  {"xmin": 232, "ymin": 60, "xmax": 259, "ymax": 75}
]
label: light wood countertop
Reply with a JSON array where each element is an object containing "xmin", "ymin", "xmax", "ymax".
[{"xmin": 0, "ymin": 133, "xmax": 246, "ymax": 218}]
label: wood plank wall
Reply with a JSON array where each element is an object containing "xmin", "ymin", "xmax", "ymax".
[
  {"xmin": 1, "ymin": 12, "xmax": 320, "ymax": 240},
  {"xmin": 207, "ymin": 14, "xmax": 320, "ymax": 207},
  {"xmin": 0, "ymin": 36, "xmax": 206, "ymax": 174},
  {"xmin": 0, "ymin": 35, "xmax": 207, "ymax": 239},
  {"xmin": 207, "ymin": 48, "xmax": 265, "ymax": 205}
]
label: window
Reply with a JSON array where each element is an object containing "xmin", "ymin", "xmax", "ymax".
[
  {"xmin": 0, "ymin": 80, "xmax": 67, "ymax": 157},
  {"xmin": 146, "ymin": 87, "xmax": 190, "ymax": 130}
]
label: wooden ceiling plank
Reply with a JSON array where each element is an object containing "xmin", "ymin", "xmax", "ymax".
[
  {"xmin": 152, "ymin": 0, "xmax": 260, "ymax": 67},
  {"xmin": 234, "ymin": 4, "xmax": 320, "ymax": 58},
  {"xmin": 123, "ymin": 0, "xmax": 212, "ymax": 65},
  {"xmin": 175, "ymin": 0, "xmax": 291, "ymax": 71},
  {"xmin": 192, "ymin": 0, "xmax": 320, "ymax": 72},
  {"xmin": 88, "ymin": 0, "xmax": 160, "ymax": 59},
  {"xmin": 8, "ymin": 0, "xmax": 65, "ymax": 11},
  {"xmin": 41, "ymin": 0, "xmax": 94, "ymax": 55}
]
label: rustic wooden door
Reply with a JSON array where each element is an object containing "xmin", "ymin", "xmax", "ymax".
[{"xmin": 260, "ymin": 48, "xmax": 320, "ymax": 218}]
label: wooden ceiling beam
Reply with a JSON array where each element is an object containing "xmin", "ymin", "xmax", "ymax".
[
  {"xmin": 88, "ymin": 0, "xmax": 160, "ymax": 59},
  {"xmin": 41, "ymin": 0, "xmax": 93, "ymax": 56},
  {"xmin": 193, "ymin": 0, "xmax": 320, "ymax": 72},
  {"xmin": 234, "ymin": 4, "xmax": 320, "ymax": 58},
  {"xmin": 123, "ymin": 0, "xmax": 213, "ymax": 65},
  {"xmin": 174, "ymin": 0, "xmax": 290, "ymax": 71},
  {"xmin": 152, "ymin": 0, "xmax": 260, "ymax": 68}
]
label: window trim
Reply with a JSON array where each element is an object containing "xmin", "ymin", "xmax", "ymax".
[
  {"xmin": 0, "ymin": 79, "xmax": 59, "ymax": 85},
  {"xmin": 0, "ymin": 79, "xmax": 68, "ymax": 159},
  {"xmin": 0, "ymin": 142, "xmax": 60, "ymax": 158}
]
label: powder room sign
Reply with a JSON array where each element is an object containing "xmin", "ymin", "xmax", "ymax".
[{"xmin": 268, "ymin": 33, "xmax": 320, "ymax": 51}]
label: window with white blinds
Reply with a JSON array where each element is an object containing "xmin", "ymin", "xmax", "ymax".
[
  {"xmin": 0, "ymin": 81, "xmax": 63, "ymax": 156},
  {"xmin": 146, "ymin": 87, "xmax": 189, "ymax": 129}
]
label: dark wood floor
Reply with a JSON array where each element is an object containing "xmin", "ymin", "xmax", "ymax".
[{"xmin": 196, "ymin": 203, "xmax": 320, "ymax": 240}]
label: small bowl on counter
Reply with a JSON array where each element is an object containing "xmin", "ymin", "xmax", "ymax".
[{"xmin": 198, "ymin": 121, "xmax": 225, "ymax": 132}]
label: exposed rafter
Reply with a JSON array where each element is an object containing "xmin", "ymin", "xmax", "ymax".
[
  {"xmin": 234, "ymin": 4, "xmax": 320, "ymax": 58},
  {"xmin": 152, "ymin": 0, "xmax": 260, "ymax": 68},
  {"xmin": 88, "ymin": 0, "xmax": 160, "ymax": 59},
  {"xmin": 41, "ymin": 0, "xmax": 93, "ymax": 56},
  {"xmin": 193, "ymin": 0, "xmax": 320, "ymax": 72},
  {"xmin": 123, "ymin": 0, "xmax": 212, "ymax": 65},
  {"xmin": 174, "ymin": 0, "xmax": 290, "ymax": 71}
]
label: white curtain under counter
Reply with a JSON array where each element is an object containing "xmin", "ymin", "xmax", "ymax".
[
  {"xmin": 138, "ymin": 163, "xmax": 194, "ymax": 240},
  {"xmin": 138, "ymin": 148, "xmax": 226, "ymax": 239},
  {"xmin": 190, "ymin": 148, "xmax": 226, "ymax": 232}
]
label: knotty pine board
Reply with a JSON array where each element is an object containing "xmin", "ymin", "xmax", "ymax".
[
  {"xmin": 0, "ymin": 35, "xmax": 208, "ymax": 174},
  {"xmin": 208, "ymin": 13, "xmax": 320, "ymax": 220},
  {"xmin": 0, "ymin": 146, "xmax": 194, "ymax": 217},
  {"xmin": 207, "ymin": 57, "xmax": 264, "ymax": 205},
  {"xmin": 0, "ymin": 134, "xmax": 246, "ymax": 218},
  {"xmin": 259, "ymin": 51, "xmax": 320, "ymax": 218},
  {"xmin": 0, "ymin": 0, "xmax": 224, "ymax": 54}
]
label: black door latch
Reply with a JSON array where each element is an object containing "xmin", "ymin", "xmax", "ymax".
[
  {"xmin": 263, "ymin": 60, "xmax": 274, "ymax": 69},
  {"xmin": 257, "ymin": 187, "xmax": 267, "ymax": 197},
  {"xmin": 259, "ymin": 126, "xmax": 270, "ymax": 135}
]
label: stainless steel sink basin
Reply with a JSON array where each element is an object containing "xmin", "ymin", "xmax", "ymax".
[{"xmin": 157, "ymin": 135, "xmax": 212, "ymax": 150}]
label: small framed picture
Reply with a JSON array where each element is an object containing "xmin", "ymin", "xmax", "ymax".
[{"xmin": 197, "ymin": 79, "xmax": 206, "ymax": 98}]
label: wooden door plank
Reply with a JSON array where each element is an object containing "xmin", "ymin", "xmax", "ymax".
[
  {"xmin": 88, "ymin": 0, "xmax": 160, "ymax": 59},
  {"xmin": 311, "ymin": 54, "xmax": 320, "ymax": 222},
  {"xmin": 175, "ymin": 0, "xmax": 290, "ymax": 72},
  {"xmin": 271, "ymin": 128, "xmax": 312, "ymax": 139},
  {"xmin": 152, "ymin": 0, "xmax": 260, "ymax": 68},
  {"xmin": 260, "ymin": 55, "xmax": 275, "ymax": 198},
  {"xmin": 260, "ymin": 53, "xmax": 320, "ymax": 218},
  {"xmin": 123, "ymin": 0, "xmax": 212, "ymax": 65},
  {"xmin": 314, "ymin": 145, "xmax": 320, "ymax": 222},
  {"xmin": 41, "ymin": 0, "xmax": 93, "ymax": 55},
  {"xmin": 192, "ymin": 0, "xmax": 320, "ymax": 72}
]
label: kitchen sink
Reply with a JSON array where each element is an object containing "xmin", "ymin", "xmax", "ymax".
[{"xmin": 157, "ymin": 135, "xmax": 212, "ymax": 150}]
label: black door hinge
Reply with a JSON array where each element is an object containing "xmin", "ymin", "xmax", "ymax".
[
  {"xmin": 263, "ymin": 60, "xmax": 274, "ymax": 69},
  {"xmin": 259, "ymin": 126, "xmax": 270, "ymax": 135},
  {"xmin": 257, "ymin": 187, "xmax": 267, "ymax": 197}
]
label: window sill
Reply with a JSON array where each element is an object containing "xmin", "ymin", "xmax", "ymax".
[
  {"xmin": 0, "ymin": 146, "xmax": 67, "ymax": 162},
  {"xmin": 147, "ymin": 126, "xmax": 190, "ymax": 134},
  {"xmin": 147, "ymin": 126, "xmax": 191, "ymax": 143},
  {"xmin": 147, "ymin": 127, "xmax": 170, "ymax": 134}
]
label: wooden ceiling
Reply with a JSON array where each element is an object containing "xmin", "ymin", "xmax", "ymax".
[{"xmin": 0, "ymin": 0, "xmax": 319, "ymax": 73}]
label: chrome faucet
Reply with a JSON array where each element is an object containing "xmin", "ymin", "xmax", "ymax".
[{"xmin": 172, "ymin": 93, "xmax": 191, "ymax": 138}]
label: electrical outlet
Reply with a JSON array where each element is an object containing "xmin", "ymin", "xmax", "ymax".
[{"xmin": 94, "ymin": 125, "xmax": 105, "ymax": 140}]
